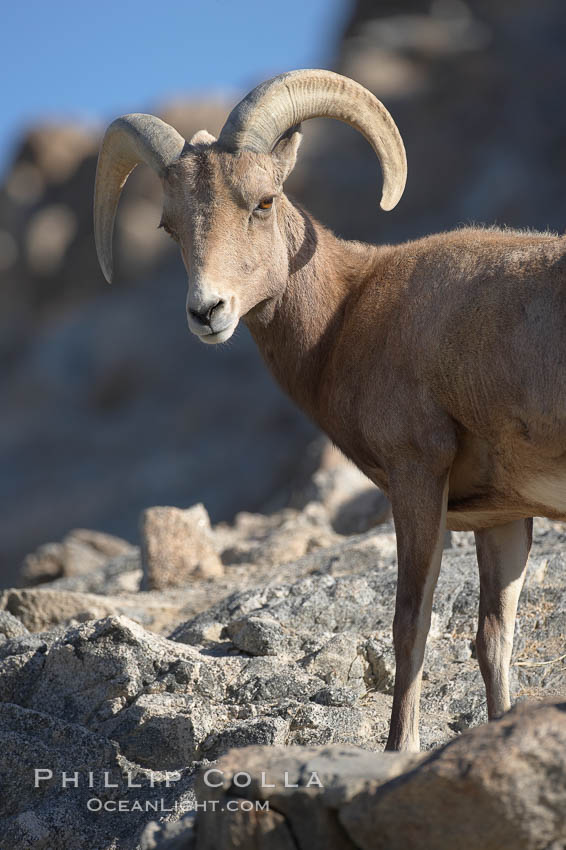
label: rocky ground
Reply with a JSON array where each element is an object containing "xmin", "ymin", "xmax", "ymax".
[{"xmin": 1, "ymin": 451, "xmax": 565, "ymax": 848}]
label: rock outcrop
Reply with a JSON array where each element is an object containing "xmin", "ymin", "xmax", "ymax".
[{"xmin": 145, "ymin": 699, "xmax": 566, "ymax": 850}]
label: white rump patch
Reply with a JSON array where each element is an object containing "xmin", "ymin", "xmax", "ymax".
[{"xmin": 520, "ymin": 474, "xmax": 566, "ymax": 512}]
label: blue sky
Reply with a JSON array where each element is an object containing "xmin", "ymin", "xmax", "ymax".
[{"xmin": 2, "ymin": 0, "xmax": 348, "ymax": 172}]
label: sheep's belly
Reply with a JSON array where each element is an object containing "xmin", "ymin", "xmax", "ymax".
[{"xmin": 446, "ymin": 505, "xmax": 530, "ymax": 532}]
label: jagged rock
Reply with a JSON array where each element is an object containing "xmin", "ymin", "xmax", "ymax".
[
  {"xmin": 44, "ymin": 551, "xmax": 142, "ymax": 595},
  {"xmin": 0, "ymin": 702, "xmax": 197, "ymax": 850},
  {"xmin": 102, "ymin": 692, "xmax": 219, "ymax": 771},
  {"xmin": 0, "ymin": 616, "xmax": 231, "ymax": 770},
  {"xmin": 0, "ymin": 616, "xmax": 321, "ymax": 767},
  {"xmin": 215, "ymin": 502, "xmax": 339, "ymax": 568},
  {"xmin": 224, "ymin": 616, "xmax": 297, "ymax": 657},
  {"xmin": 311, "ymin": 685, "xmax": 358, "ymax": 707},
  {"xmin": 0, "ymin": 610, "xmax": 29, "ymax": 642},
  {"xmin": 170, "ymin": 528, "xmax": 401, "ymax": 653},
  {"xmin": 22, "ymin": 528, "xmax": 136, "ymax": 586},
  {"xmin": 141, "ymin": 505, "xmax": 224, "ymax": 589},
  {"xmin": 0, "ymin": 587, "xmax": 129, "ymax": 632},
  {"xmin": 0, "ymin": 580, "xmax": 239, "ymax": 636},
  {"xmin": 201, "ymin": 716, "xmax": 290, "ymax": 762},
  {"xmin": 172, "ymin": 565, "xmax": 400, "ymax": 666},
  {"xmin": 67, "ymin": 528, "xmax": 137, "ymax": 559},
  {"xmin": 0, "ymin": 587, "xmax": 161, "ymax": 632},
  {"xmin": 300, "ymin": 633, "xmax": 366, "ymax": 692}
]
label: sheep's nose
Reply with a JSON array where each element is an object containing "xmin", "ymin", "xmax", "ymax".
[{"xmin": 189, "ymin": 299, "xmax": 225, "ymax": 326}]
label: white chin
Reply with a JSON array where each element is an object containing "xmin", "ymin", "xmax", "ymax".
[{"xmin": 198, "ymin": 324, "xmax": 236, "ymax": 345}]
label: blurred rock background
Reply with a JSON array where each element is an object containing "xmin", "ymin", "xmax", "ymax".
[{"xmin": 2, "ymin": 0, "xmax": 566, "ymax": 586}]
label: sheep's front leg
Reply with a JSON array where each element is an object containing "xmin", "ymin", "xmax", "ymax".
[
  {"xmin": 385, "ymin": 469, "xmax": 449, "ymax": 752},
  {"xmin": 474, "ymin": 518, "xmax": 532, "ymax": 720}
]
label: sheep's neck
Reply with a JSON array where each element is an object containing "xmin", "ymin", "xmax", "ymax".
[{"xmin": 245, "ymin": 200, "xmax": 377, "ymax": 424}]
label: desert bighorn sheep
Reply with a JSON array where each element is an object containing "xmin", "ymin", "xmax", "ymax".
[{"xmin": 94, "ymin": 69, "xmax": 563, "ymax": 751}]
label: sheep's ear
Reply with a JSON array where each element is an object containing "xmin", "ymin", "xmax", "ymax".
[
  {"xmin": 272, "ymin": 124, "xmax": 302, "ymax": 185},
  {"xmin": 189, "ymin": 129, "xmax": 217, "ymax": 145}
]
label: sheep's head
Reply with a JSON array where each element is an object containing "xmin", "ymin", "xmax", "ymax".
[
  {"xmin": 94, "ymin": 70, "xmax": 407, "ymax": 344},
  {"xmin": 159, "ymin": 130, "xmax": 303, "ymax": 343}
]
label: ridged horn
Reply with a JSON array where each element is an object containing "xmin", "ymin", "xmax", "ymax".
[
  {"xmin": 217, "ymin": 69, "xmax": 406, "ymax": 211},
  {"xmin": 94, "ymin": 113, "xmax": 186, "ymax": 283}
]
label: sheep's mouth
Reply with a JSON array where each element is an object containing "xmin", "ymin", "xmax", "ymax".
[{"xmin": 196, "ymin": 322, "xmax": 237, "ymax": 345}]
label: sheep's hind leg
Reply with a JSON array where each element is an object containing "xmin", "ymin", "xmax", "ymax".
[
  {"xmin": 385, "ymin": 468, "xmax": 450, "ymax": 752},
  {"xmin": 474, "ymin": 518, "xmax": 532, "ymax": 720}
]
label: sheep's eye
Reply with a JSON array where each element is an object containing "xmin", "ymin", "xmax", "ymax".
[{"xmin": 256, "ymin": 197, "xmax": 273, "ymax": 211}]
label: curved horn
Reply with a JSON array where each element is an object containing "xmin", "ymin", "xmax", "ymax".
[
  {"xmin": 94, "ymin": 114, "xmax": 186, "ymax": 282},
  {"xmin": 218, "ymin": 69, "xmax": 406, "ymax": 212}
]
